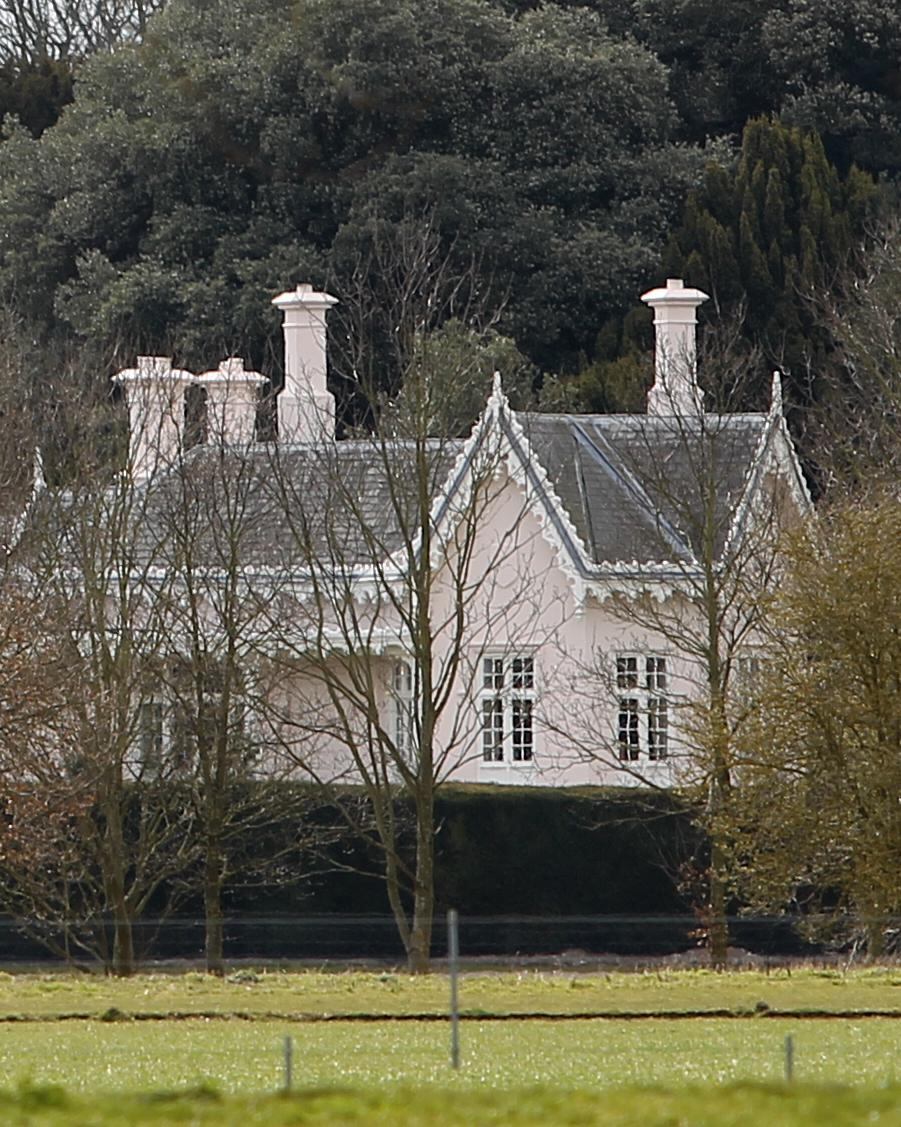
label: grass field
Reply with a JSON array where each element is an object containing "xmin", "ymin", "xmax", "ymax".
[
  {"xmin": 4, "ymin": 1083, "xmax": 901, "ymax": 1126},
  {"xmin": 0, "ymin": 965, "xmax": 898, "ymax": 1018},
  {"xmin": 0, "ymin": 1016, "xmax": 897, "ymax": 1092},
  {"xmin": 0, "ymin": 968, "xmax": 898, "ymax": 1123}
]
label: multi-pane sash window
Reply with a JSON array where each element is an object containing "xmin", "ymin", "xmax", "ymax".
[
  {"xmin": 616, "ymin": 654, "xmax": 668, "ymax": 761},
  {"xmin": 617, "ymin": 696, "xmax": 640, "ymax": 761},
  {"xmin": 647, "ymin": 696, "xmax": 668, "ymax": 759},
  {"xmin": 482, "ymin": 698, "xmax": 504, "ymax": 761},
  {"xmin": 481, "ymin": 655, "xmax": 535, "ymax": 763},
  {"xmin": 138, "ymin": 701, "xmax": 164, "ymax": 774},
  {"xmin": 391, "ymin": 660, "xmax": 415, "ymax": 757}
]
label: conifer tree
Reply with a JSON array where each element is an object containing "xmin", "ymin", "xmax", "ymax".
[{"xmin": 661, "ymin": 119, "xmax": 878, "ymax": 411}]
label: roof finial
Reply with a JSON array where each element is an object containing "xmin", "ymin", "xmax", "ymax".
[
  {"xmin": 491, "ymin": 370, "xmax": 504, "ymax": 400},
  {"xmin": 32, "ymin": 447, "xmax": 46, "ymax": 494},
  {"xmin": 770, "ymin": 370, "xmax": 783, "ymax": 416}
]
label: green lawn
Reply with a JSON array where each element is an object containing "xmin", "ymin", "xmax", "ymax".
[
  {"xmin": 0, "ymin": 966, "xmax": 899, "ymax": 1019},
  {"xmin": 0, "ymin": 1017, "xmax": 896, "ymax": 1093},
  {"xmin": 4, "ymin": 1083, "xmax": 901, "ymax": 1126},
  {"xmin": 0, "ymin": 969, "xmax": 897, "ymax": 1123}
]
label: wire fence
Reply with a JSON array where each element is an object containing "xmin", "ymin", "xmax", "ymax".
[
  {"xmin": 0, "ymin": 910, "xmax": 898, "ymax": 1094},
  {"xmin": 0, "ymin": 912, "xmax": 896, "ymax": 968},
  {"xmin": 0, "ymin": 1017, "xmax": 874, "ymax": 1093}
]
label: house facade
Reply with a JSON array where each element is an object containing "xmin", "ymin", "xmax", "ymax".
[{"xmin": 109, "ymin": 279, "xmax": 811, "ymax": 791}]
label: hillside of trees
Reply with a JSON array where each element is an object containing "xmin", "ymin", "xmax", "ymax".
[{"xmin": 0, "ymin": 0, "xmax": 898, "ymax": 437}]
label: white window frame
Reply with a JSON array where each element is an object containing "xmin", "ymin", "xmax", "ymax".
[
  {"xmin": 390, "ymin": 659, "xmax": 415, "ymax": 760},
  {"xmin": 480, "ymin": 653, "xmax": 535, "ymax": 766},
  {"xmin": 137, "ymin": 699, "xmax": 164, "ymax": 776},
  {"xmin": 616, "ymin": 653, "xmax": 669, "ymax": 763}
]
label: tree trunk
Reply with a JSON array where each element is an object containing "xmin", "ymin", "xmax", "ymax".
[
  {"xmin": 708, "ymin": 835, "xmax": 729, "ymax": 970},
  {"xmin": 204, "ymin": 849, "xmax": 225, "ymax": 975},
  {"xmin": 706, "ymin": 745, "xmax": 731, "ymax": 971},
  {"xmin": 103, "ymin": 800, "xmax": 135, "ymax": 977},
  {"xmin": 107, "ymin": 856, "xmax": 135, "ymax": 976},
  {"xmin": 864, "ymin": 905, "xmax": 885, "ymax": 962},
  {"xmin": 112, "ymin": 910, "xmax": 135, "ymax": 977},
  {"xmin": 406, "ymin": 794, "xmax": 435, "ymax": 974}
]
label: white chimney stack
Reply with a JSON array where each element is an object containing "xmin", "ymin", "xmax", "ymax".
[
  {"xmin": 271, "ymin": 284, "xmax": 338, "ymax": 442},
  {"xmin": 640, "ymin": 278, "xmax": 709, "ymax": 416},
  {"xmin": 114, "ymin": 356, "xmax": 194, "ymax": 480},
  {"xmin": 196, "ymin": 358, "xmax": 265, "ymax": 447}
]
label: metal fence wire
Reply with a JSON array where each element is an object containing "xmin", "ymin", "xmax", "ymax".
[{"xmin": 0, "ymin": 912, "xmax": 895, "ymax": 967}]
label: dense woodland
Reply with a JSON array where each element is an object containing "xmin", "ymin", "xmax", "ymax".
[{"xmin": 0, "ymin": 0, "xmax": 898, "ymax": 435}]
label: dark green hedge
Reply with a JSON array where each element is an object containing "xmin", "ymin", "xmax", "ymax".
[
  {"xmin": 434, "ymin": 784, "xmax": 695, "ymax": 916},
  {"xmin": 216, "ymin": 784, "xmax": 702, "ymax": 959},
  {"xmin": 0, "ymin": 784, "xmax": 706, "ymax": 962}
]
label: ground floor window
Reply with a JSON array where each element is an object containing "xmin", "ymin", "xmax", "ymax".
[
  {"xmin": 481, "ymin": 654, "xmax": 534, "ymax": 763},
  {"xmin": 138, "ymin": 700, "xmax": 164, "ymax": 774},
  {"xmin": 390, "ymin": 660, "xmax": 415, "ymax": 758},
  {"xmin": 616, "ymin": 653, "xmax": 668, "ymax": 761}
]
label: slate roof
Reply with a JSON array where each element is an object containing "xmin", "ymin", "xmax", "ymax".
[
  {"xmin": 30, "ymin": 408, "xmax": 772, "ymax": 577},
  {"xmin": 516, "ymin": 412, "xmax": 768, "ymax": 567},
  {"xmin": 131, "ymin": 438, "xmax": 467, "ymax": 571}
]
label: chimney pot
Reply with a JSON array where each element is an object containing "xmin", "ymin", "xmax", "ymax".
[
  {"xmin": 114, "ymin": 358, "xmax": 194, "ymax": 478},
  {"xmin": 197, "ymin": 357, "xmax": 265, "ymax": 447}
]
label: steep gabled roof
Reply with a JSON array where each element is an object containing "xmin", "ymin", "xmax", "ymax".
[
  {"xmin": 41, "ymin": 388, "xmax": 805, "ymax": 586},
  {"xmin": 517, "ymin": 412, "xmax": 770, "ymax": 568}
]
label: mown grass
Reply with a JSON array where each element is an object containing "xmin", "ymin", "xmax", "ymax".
[
  {"xmin": 4, "ymin": 1082, "xmax": 901, "ymax": 1125},
  {"xmin": 0, "ymin": 966, "xmax": 900, "ymax": 1019},
  {"xmin": 0, "ymin": 1017, "xmax": 896, "ymax": 1093}
]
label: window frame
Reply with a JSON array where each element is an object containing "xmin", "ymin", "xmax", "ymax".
[
  {"xmin": 479, "ymin": 652, "xmax": 536, "ymax": 766},
  {"xmin": 615, "ymin": 652, "xmax": 669, "ymax": 763},
  {"xmin": 137, "ymin": 699, "xmax": 164, "ymax": 776},
  {"xmin": 389, "ymin": 659, "xmax": 415, "ymax": 760}
]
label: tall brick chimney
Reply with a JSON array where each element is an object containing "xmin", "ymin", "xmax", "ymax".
[
  {"xmin": 113, "ymin": 356, "xmax": 194, "ymax": 480},
  {"xmin": 271, "ymin": 284, "xmax": 338, "ymax": 442},
  {"xmin": 640, "ymin": 278, "xmax": 708, "ymax": 416}
]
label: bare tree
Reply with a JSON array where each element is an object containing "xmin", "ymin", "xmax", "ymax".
[
  {"xmin": 814, "ymin": 219, "xmax": 901, "ymax": 493},
  {"xmin": 0, "ymin": 0, "xmax": 165, "ymax": 64},
  {"xmin": 547, "ymin": 301, "xmax": 811, "ymax": 966},
  {"xmin": 0, "ymin": 364, "xmax": 197, "ymax": 974},
  {"xmin": 260, "ymin": 221, "xmax": 550, "ymax": 972},
  {"xmin": 143, "ymin": 378, "xmax": 334, "ymax": 974}
]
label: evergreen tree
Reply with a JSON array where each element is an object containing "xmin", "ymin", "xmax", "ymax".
[
  {"xmin": 0, "ymin": 57, "xmax": 73, "ymax": 137},
  {"xmin": 662, "ymin": 119, "xmax": 878, "ymax": 411}
]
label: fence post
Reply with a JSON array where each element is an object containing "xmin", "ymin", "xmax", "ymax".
[
  {"xmin": 448, "ymin": 908, "xmax": 460, "ymax": 1070},
  {"xmin": 284, "ymin": 1034, "xmax": 294, "ymax": 1092},
  {"xmin": 784, "ymin": 1034, "xmax": 794, "ymax": 1082}
]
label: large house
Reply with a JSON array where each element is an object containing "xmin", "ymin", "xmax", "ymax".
[{"xmin": 102, "ymin": 278, "xmax": 810, "ymax": 790}]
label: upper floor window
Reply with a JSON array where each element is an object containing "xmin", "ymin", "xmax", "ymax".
[
  {"xmin": 736, "ymin": 653, "xmax": 766, "ymax": 687},
  {"xmin": 616, "ymin": 654, "xmax": 668, "ymax": 762},
  {"xmin": 481, "ymin": 654, "xmax": 534, "ymax": 764}
]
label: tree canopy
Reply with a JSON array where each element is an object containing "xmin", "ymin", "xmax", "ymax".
[
  {"xmin": 0, "ymin": 0, "xmax": 707, "ymax": 392},
  {"xmin": 725, "ymin": 492, "xmax": 901, "ymax": 954},
  {"xmin": 0, "ymin": 0, "xmax": 898, "ymax": 425}
]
